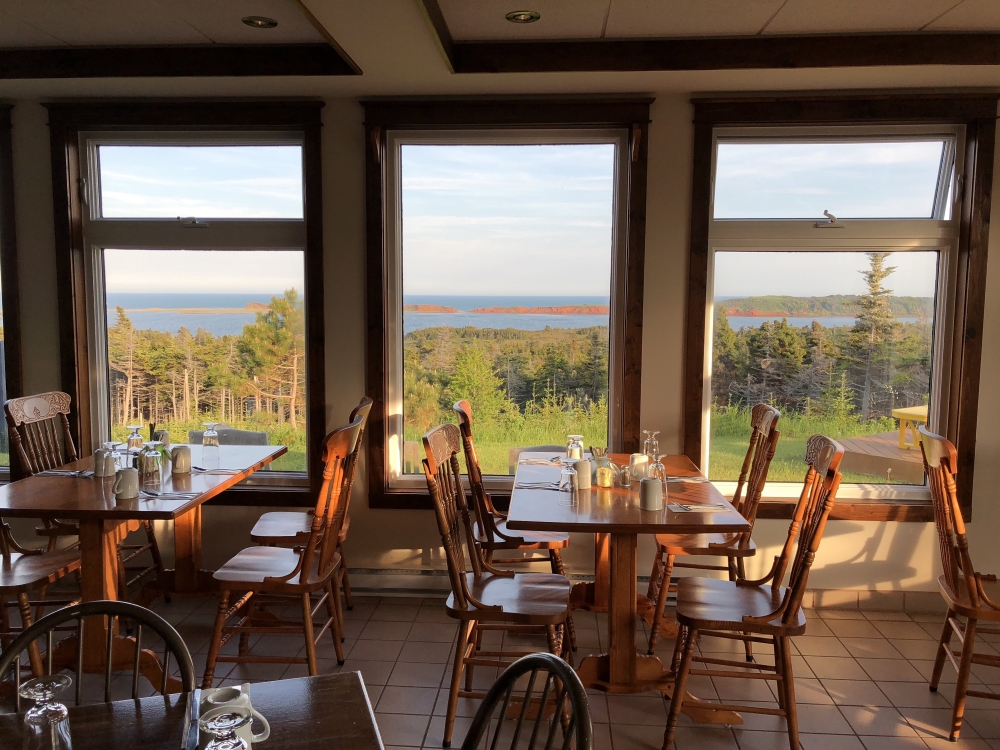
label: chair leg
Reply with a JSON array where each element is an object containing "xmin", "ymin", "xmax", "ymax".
[
  {"xmin": 17, "ymin": 592, "xmax": 44, "ymax": 677},
  {"xmin": 0, "ymin": 595, "xmax": 9, "ymax": 649},
  {"xmin": 33, "ymin": 584, "xmax": 48, "ymax": 625},
  {"xmin": 445, "ymin": 620, "xmax": 473, "ymax": 748},
  {"xmin": 662, "ymin": 625, "xmax": 698, "ymax": 750},
  {"xmin": 325, "ymin": 582, "xmax": 346, "ymax": 664},
  {"xmin": 778, "ymin": 636, "xmax": 799, "ymax": 750},
  {"xmin": 549, "ymin": 550, "xmax": 578, "ymax": 651},
  {"xmin": 338, "ymin": 540, "xmax": 353, "ymax": 610},
  {"xmin": 950, "ymin": 617, "xmax": 977, "ymax": 741},
  {"xmin": 302, "ymin": 593, "xmax": 318, "ymax": 676},
  {"xmin": 772, "ymin": 635, "xmax": 785, "ymax": 711},
  {"xmin": 144, "ymin": 521, "xmax": 165, "ymax": 575},
  {"xmin": 930, "ymin": 609, "xmax": 955, "ymax": 691},
  {"xmin": 648, "ymin": 554, "xmax": 675, "ymax": 655},
  {"xmin": 203, "ymin": 591, "xmax": 231, "ymax": 689},
  {"xmin": 465, "ymin": 622, "xmax": 478, "ymax": 692}
]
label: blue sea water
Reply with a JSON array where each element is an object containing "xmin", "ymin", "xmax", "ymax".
[
  {"xmin": 106, "ymin": 292, "xmax": 280, "ymax": 337},
  {"xmin": 402, "ymin": 295, "xmax": 610, "ymax": 335}
]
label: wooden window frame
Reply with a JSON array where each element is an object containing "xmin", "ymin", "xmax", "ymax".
[
  {"xmin": 363, "ymin": 98, "xmax": 652, "ymax": 509},
  {"xmin": 683, "ymin": 95, "xmax": 997, "ymax": 522},
  {"xmin": 46, "ymin": 101, "xmax": 326, "ymax": 506},
  {"xmin": 0, "ymin": 106, "xmax": 24, "ymax": 481}
]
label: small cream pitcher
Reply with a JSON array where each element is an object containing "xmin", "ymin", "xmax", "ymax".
[{"xmin": 200, "ymin": 684, "xmax": 270, "ymax": 746}]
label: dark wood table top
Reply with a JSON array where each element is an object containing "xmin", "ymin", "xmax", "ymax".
[
  {"xmin": 0, "ymin": 672, "xmax": 384, "ymax": 750},
  {"xmin": 506, "ymin": 452, "xmax": 750, "ymax": 535},
  {"xmin": 0, "ymin": 444, "xmax": 286, "ymax": 521}
]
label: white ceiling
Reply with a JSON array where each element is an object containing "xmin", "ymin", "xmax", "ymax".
[
  {"xmin": 0, "ymin": 0, "xmax": 325, "ymax": 47},
  {"xmin": 439, "ymin": 0, "xmax": 998, "ymax": 40}
]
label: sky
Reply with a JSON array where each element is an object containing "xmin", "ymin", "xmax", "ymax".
[
  {"xmin": 103, "ymin": 249, "xmax": 303, "ymax": 294},
  {"xmin": 401, "ymin": 144, "xmax": 616, "ymax": 296}
]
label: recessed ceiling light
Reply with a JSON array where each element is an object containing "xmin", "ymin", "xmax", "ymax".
[
  {"xmin": 242, "ymin": 16, "xmax": 278, "ymax": 29},
  {"xmin": 505, "ymin": 10, "xmax": 540, "ymax": 23}
]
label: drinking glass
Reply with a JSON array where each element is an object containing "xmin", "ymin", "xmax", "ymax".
[
  {"xmin": 558, "ymin": 458, "xmax": 578, "ymax": 492},
  {"xmin": 649, "ymin": 453, "xmax": 667, "ymax": 487},
  {"xmin": 642, "ymin": 430, "xmax": 660, "ymax": 458},
  {"xmin": 202, "ymin": 422, "xmax": 220, "ymax": 465},
  {"xmin": 20, "ymin": 675, "xmax": 73, "ymax": 750},
  {"xmin": 125, "ymin": 425, "xmax": 144, "ymax": 452},
  {"xmin": 199, "ymin": 707, "xmax": 252, "ymax": 750},
  {"xmin": 566, "ymin": 435, "xmax": 584, "ymax": 460}
]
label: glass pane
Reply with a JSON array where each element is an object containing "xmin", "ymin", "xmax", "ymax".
[
  {"xmin": 709, "ymin": 251, "xmax": 938, "ymax": 485},
  {"xmin": 400, "ymin": 143, "xmax": 615, "ymax": 475},
  {"xmin": 714, "ymin": 140, "xmax": 948, "ymax": 219},
  {"xmin": 103, "ymin": 249, "xmax": 306, "ymax": 473},
  {"xmin": 98, "ymin": 145, "xmax": 303, "ymax": 219}
]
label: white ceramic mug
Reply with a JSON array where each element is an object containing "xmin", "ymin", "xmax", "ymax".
[
  {"xmin": 171, "ymin": 445, "xmax": 192, "ymax": 474},
  {"xmin": 639, "ymin": 477, "xmax": 664, "ymax": 511},
  {"xmin": 93, "ymin": 449, "xmax": 115, "ymax": 477},
  {"xmin": 574, "ymin": 459, "xmax": 592, "ymax": 490},
  {"xmin": 112, "ymin": 467, "xmax": 139, "ymax": 499},
  {"xmin": 201, "ymin": 684, "xmax": 270, "ymax": 746}
]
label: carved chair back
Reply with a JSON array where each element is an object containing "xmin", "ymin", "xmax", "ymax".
[
  {"xmin": 919, "ymin": 426, "xmax": 982, "ymax": 607},
  {"xmin": 731, "ymin": 403, "xmax": 781, "ymax": 529},
  {"xmin": 453, "ymin": 400, "xmax": 501, "ymax": 543},
  {"xmin": 4, "ymin": 392, "xmax": 77, "ymax": 475},
  {"xmin": 332, "ymin": 396, "xmax": 372, "ymax": 536},
  {"xmin": 423, "ymin": 422, "xmax": 484, "ymax": 611},
  {"xmin": 744, "ymin": 435, "xmax": 844, "ymax": 627}
]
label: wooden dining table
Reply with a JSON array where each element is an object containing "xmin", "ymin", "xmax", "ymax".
[
  {"xmin": 0, "ymin": 444, "xmax": 285, "ymax": 687},
  {"xmin": 506, "ymin": 452, "xmax": 750, "ymax": 723},
  {"xmin": 0, "ymin": 672, "xmax": 385, "ymax": 750}
]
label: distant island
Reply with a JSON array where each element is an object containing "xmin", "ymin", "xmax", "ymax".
[
  {"xmin": 404, "ymin": 304, "xmax": 459, "ymax": 313},
  {"xmin": 469, "ymin": 305, "xmax": 610, "ymax": 315},
  {"xmin": 109, "ymin": 301, "xmax": 277, "ymax": 315},
  {"xmin": 719, "ymin": 295, "xmax": 933, "ymax": 318}
]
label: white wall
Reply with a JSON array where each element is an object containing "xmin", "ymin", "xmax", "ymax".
[{"xmin": 7, "ymin": 92, "xmax": 992, "ymax": 593}]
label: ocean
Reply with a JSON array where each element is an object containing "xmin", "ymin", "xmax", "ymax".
[{"xmin": 104, "ymin": 293, "xmax": 922, "ymax": 338}]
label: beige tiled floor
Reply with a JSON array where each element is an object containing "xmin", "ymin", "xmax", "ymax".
[{"xmin": 140, "ymin": 595, "xmax": 1000, "ymax": 750}]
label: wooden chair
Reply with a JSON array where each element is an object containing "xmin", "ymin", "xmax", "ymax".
[
  {"xmin": 0, "ymin": 519, "xmax": 81, "ymax": 676},
  {"xmin": 461, "ymin": 652, "xmax": 593, "ymax": 750},
  {"xmin": 920, "ymin": 427, "xmax": 1000, "ymax": 740},
  {"xmin": 0, "ymin": 600, "xmax": 195, "ymax": 707},
  {"xmin": 663, "ymin": 434, "xmax": 844, "ymax": 750},
  {"xmin": 249, "ymin": 395, "xmax": 372, "ymax": 609},
  {"xmin": 201, "ymin": 415, "xmax": 361, "ymax": 688},
  {"xmin": 422, "ymin": 423, "xmax": 573, "ymax": 748},
  {"xmin": 645, "ymin": 403, "xmax": 780, "ymax": 656},
  {"xmin": 4, "ymin": 392, "xmax": 164, "ymax": 598}
]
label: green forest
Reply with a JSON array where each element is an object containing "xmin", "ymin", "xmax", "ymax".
[
  {"xmin": 403, "ymin": 325, "xmax": 609, "ymax": 474},
  {"xmin": 720, "ymin": 294, "xmax": 933, "ymax": 318},
  {"xmin": 107, "ymin": 290, "xmax": 306, "ymax": 472}
]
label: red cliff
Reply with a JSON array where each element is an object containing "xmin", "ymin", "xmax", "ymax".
[{"xmin": 468, "ymin": 305, "xmax": 609, "ymax": 315}]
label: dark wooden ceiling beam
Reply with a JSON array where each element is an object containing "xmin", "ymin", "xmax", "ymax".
[
  {"xmin": 448, "ymin": 33, "xmax": 1000, "ymax": 73},
  {"xmin": 0, "ymin": 43, "xmax": 359, "ymax": 78}
]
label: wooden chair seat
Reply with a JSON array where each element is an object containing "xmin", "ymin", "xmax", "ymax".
[
  {"xmin": 937, "ymin": 575, "xmax": 1000, "ymax": 622},
  {"xmin": 250, "ymin": 511, "xmax": 312, "ymax": 545},
  {"xmin": 445, "ymin": 572, "xmax": 571, "ymax": 624},
  {"xmin": 0, "ymin": 549, "xmax": 80, "ymax": 592},
  {"xmin": 653, "ymin": 532, "xmax": 757, "ymax": 557},
  {"xmin": 213, "ymin": 546, "xmax": 341, "ymax": 592},
  {"xmin": 478, "ymin": 521, "xmax": 570, "ymax": 550},
  {"xmin": 675, "ymin": 576, "xmax": 806, "ymax": 635}
]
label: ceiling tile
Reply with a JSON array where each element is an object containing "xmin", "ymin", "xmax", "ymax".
[
  {"xmin": 925, "ymin": 0, "xmax": 1000, "ymax": 30},
  {"xmin": 764, "ymin": 0, "xmax": 959, "ymax": 34},
  {"xmin": 439, "ymin": 0, "xmax": 611, "ymax": 41},
  {"xmin": 164, "ymin": 0, "xmax": 326, "ymax": 44},
  {"xmin": 604, "ymin": 0, "xmax": 786, "ymax": 38},
  {"xmin": 0, "ymin": 10, "xmax": 66, "ymax": 46}
]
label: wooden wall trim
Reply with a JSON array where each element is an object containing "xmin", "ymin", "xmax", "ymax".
[
  {"xmin": 363, "ymin": 97, "xmax": 652, "ymax": 508},
  {"xmin": 46, "ymin": 100, "xmax": 327, "ymax": 500},
  {"xmin": 447, "ymin": 34, "xmax": 1000, "ymax": 74},
  {"xmin": 683, "ymin": 94, "xmax": 998, "ymax": 519},
  {"xmin": 0, "ymin": 44, "xmax": 357, "ymax": 79},
  {"xmin": 416, "ymin": 0, "xmax": 455, "ymax": 73},
  {"xmin": 0, "ymin": 106, "xmax": 23, "ymax": 479}
]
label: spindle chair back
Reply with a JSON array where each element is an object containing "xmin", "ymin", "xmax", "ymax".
[
  {"xmin": 4, "ymin": 392, "xmax": 77, "ymax": 475},
  {"xmin": 0, "ymin": 600, "xmax": 195, "ymax": 711},
  {"xmin": 919, "ymin": 427, "xmax": 1000, "ymax": 740}
]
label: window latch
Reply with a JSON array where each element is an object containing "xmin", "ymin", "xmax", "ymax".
[
  {"xmin": 814, "ymin": 210, "xmax": 844, "ymax": 228},
  {"xmin": 178, "ymin": 217, "xmax": 210, "ymax": 228}
]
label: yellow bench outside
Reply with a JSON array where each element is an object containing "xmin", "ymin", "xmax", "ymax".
[{"xmin": 892, "ymin": 405, "xmax": 928, "ymax": 449}]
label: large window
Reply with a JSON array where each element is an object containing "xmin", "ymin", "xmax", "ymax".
[
  {"xmin": 47, "ymin": 103, "xmax": 325, "ymax": 501},
  {"xmin": 685, "ymin": 97, "xmax": 999, "ymax": 518},
  {"xmin": 364, "ymin": 100, "xmax": 651, "ymax": 507}
]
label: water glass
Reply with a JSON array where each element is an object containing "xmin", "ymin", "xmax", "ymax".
[
  {"xmin": 125, "ymin": 425, "xmax": 144, "ymax": 452},
  {"xmin": 20, "ymin": 675, "xmax": 73, "ymax": 750},
  {"xmin": 202, "ymin": 422, "xmax": 220, "ymax": 465},
  {"xmin": 199, "ymin": 706, "xmax": 253, "ymax": 750},
  {"xmin": 649, "ymin": 453, "xmax": 668, "ymax": 488},
  {"xmin": 566, "ymin": 434, "xmax": 584, "ymax": 460},
  {"xmin": 642, "ymin": 430, "xmax": 660, "ymax": 458},
  {"xmin": 558, "ymin": 458, "xmax": 578, "ymax": 492}
]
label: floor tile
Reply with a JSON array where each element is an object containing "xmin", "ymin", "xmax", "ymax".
[
  {"xmin": 857, "ymin": 659, "xmax": 926, "ymax": 683},
  {"xmin": 371, "ymin": 604, "xmax": 421, "ymax": 622},
  {"xmin": 426, "ymin": 715, "xmax": 475, "ymax": 747},
  {"xmin": 374, "ymin": 712, "xmax": 430, "ymax": 747},
  {"xmin": 963, "ymin": 710, "xmax": 1000, "ymax": 739},
  {"xmin": 821, "ymin": 680, "xmax": 892, "ymax": 707},
  {"xmin": 733, "ymin": 729, "xmax": 794, "ymax": 750},
  {"xmin": 840, "ymin": 639, "xmax": 903, "ymax": 660},
  {"xmin": 340, "ymin": 659, "xmax": 395, "ymax": 685},
  {"xmin": 377, "ymin": 685, "xmax": 439, "ymax": 715},
  {"xmin": 821, "ymin": 611, "xmax": 867, "ymax": 621},
  {"xmin": 388, "ymin": 661, "xmax": 446, "ymax": 688},
  {"xmin": 857, "ymin": 737, "xmax": 929, "ymax": 750},
  {"xmin": 432, "ymin": 689, "xmax": 482, "ymax": 717},
  {"xmin": 714, "ymin": 676, "xmax": 777, "ymax": 703},
  {"xmin": 673, "ymin": 726, "xmax": 740, "ymax": 750},
  {"xmin": 899, "ymin": 707, "xmax": 978, "ymax": 740},
  {"xmin": 921, "ymin": 738, "xmax": 993, "ymax": 750},
  {"xmin": 361, "ymin": 619, "xmax": 414, "ymax": 641},
  {"xmin": 611, "ymin": 722, "xmax": 670, "ymax": 750},
  {"xmin": 805, "ymin": 657, "xmax": 869, "ymax": 681},
  {"xmin": 872, "ymin": 622, "xmax": 934, "ymax": 641},
  {"xmin": 826, "ymin": 621, "xmax": 884, "ymax": 639},
  {"xmin": 349, "ymin": 639, "xmax": 405, "ymax": 661},
  {"xmin": 789, "ymin": 678, "xmax": 835, "ymax": 705},
  {"xmin": 800, "ymin": 734, "xmax": 867, "ymax": 750},
  {"xmin": 797, "ymin": 638, "xmax": 851, "ymax": 657},
  {"xmin": 875, "ymin": 682, "xmax": 950, "ymax": 709},
  {"xmin": 839, "ymin": 706, "xmax": 920, "ymax": 737},
  {"xmin": 398, "ymin": 640, "xmax": 456, "ymax": 664},
  {"xmin": 607, "ymin": 694, "xmax": 668, "ymax": 725},
  {"xmin": 795, "ymin": 705, "xmax": 856, "ymax": 735},
  {"xmin": 891, "ymin": 641, "xmax": 941, "ymax": 661},
  {"xmin": 408, "ymin": 622, "xmax": 458, "ymax": 642}
]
